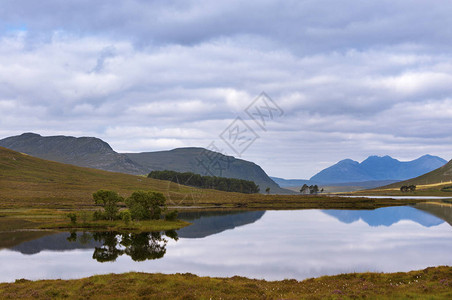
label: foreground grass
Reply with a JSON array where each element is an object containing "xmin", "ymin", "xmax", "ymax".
[{"xmin": 0, "ymin": 266, "xmax": 450, "ymax": 299}]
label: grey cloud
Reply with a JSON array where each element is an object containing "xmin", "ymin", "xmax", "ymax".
[
  {"xmin": 1, "ymin": 1, "xmax": 451, "ymax": 178},
  {"xmin": 2, "ymin": 1, "xmax": 452, "ymax": 53}
]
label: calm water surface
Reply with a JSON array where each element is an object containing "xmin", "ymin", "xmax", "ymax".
[{"xmin": 0, "ymin": 204, "xmax": 451, "ymax": 282}]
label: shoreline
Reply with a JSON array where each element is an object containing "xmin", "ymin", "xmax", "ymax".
[{"xmin": 0, "ymin": 266, "xmax": 450, "ymax": 299}]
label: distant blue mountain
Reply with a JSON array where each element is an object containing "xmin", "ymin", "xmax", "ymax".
[
  {"xmin": 310, "ymin": 155, "xmax": 447, "ymax": 183},
  {"xmin": 270, "ymin": 177, "xmax": 314, "ymax": 187},
  {"xmin": 322, "ymin": 206, "xmax": 445, "ymax": 227}
]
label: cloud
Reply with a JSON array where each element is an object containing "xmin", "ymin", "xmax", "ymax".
[{"xmin": 0, "ymin": 1, "xmax": 451, "ymax": 178}]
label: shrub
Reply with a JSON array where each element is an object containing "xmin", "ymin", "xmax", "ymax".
[
  {"xmin": 165, "ymin": 210, "xmax": 178, "ymax": 221},
  {"xmin": 66, "ymin": 213, "xmax": 77, "ymax": 224},
  {"xmin": 92, "ymin": 190, "xmax": 123, "ymax": 220},
  {"xmin": 93, "ymin": 210, "xmax": 104, "ymax": 221},
  {"xmin": 120, "ymin": 210, "xmax": 132, "ymax": 225}
]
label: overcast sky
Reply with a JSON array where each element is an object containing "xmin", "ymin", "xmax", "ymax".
[{"xmin": 1, "ymin": 0, "xmax": 451, "ymax": 178}]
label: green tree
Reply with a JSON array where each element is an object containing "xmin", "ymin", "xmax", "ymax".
[
  {"xmin": 92, "ymin": 190, "xmax": 123, "ymax": 220},
  {"xmin": 265, "ymin": 187, "xmax": 270, "ymax": 194},
  {"xmin": 165, "ymin": 210, "xmax": 178, "ymax": 221},
  {"xmin": 67, "ymin": 213, "xmax": 77, "ymax": 224},
  {"xmin": 126, "ymin": 191, "xmax": 166, "ymax": 220},
  {"xmin": 120, "ymin": 210, "xmax": 132, "ymax": 225}
]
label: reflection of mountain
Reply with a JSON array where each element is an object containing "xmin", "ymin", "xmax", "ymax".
[
  {"xmin": 11, "ymin": 232, "xmax": 102, "ymax": 255},
  {"xmin": 0, "ymin": 231, "xmax": 55, "ymax": 250},
  {"xmin": 414, "ymin": 202, "xmax": 452, "ymax": 227},
  {"xmin": 322, "ymin": 206, "xmax": 445, "ymax": 227},
  {"xmin": 177, "ymin": 210, "xmax": 265, "ymax": 238}
]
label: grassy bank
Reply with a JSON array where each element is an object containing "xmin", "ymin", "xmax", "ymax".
[
  {"xmin": 0, "ymin": 266, "xmax": 450, "ymax": 299},
  {"xmin": 40, "ymin": 219, "xmax": 190, "ymax": 232},
  {"xmin": 0, "ymin": 208, "xmax": 189, "ymax": 233}
]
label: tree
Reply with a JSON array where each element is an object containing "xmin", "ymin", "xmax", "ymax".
[
  {"xmin": 165, "ymin": 210, "xmax": 178, "ymax": 221},
  {"xmin": 265, "ymin": 187, "xmax": 270, "ymax": 194},
  {"xmin": 120, "ymin": 210, "xmax": 132, "ymax": 225},
  {"xmin": 66, "ymin": 213, "xmax": 77, "ymax": 224},
  {"xmin": 300, "ymin": 184, "xmax": 309, "ymax": 194},
  {"xmin": 126, "ymin": 191, "xmax": 166, "ymax": 220},
  {"xmin": 92, "ymin": 190, "xmax": 123, "ymax": 220},
  {"xmin": 309, "ymin": 185, "xmax": 319, "ymax": 194}
]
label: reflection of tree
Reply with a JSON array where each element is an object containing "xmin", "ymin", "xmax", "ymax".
[
  {"xmin": 93, "ymin": 232, "xmax": 123, "ymax": 262},
  {"xmin": 122, "ymin": 232, "xmax": 166, "ymax": 261},
  {"xmin": 67, "ymin": 231, "xmax": 178, "ymax": 262},
  {"xmin": 66, "ymin": 232, "xmax": 77, "ymax": 242}
]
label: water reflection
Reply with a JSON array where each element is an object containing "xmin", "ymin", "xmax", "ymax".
[
  {"xmin": 1, "ymin": 207, "xmax": 451, "ymax": 283},
  {"xmin": 414, "ymin": 201, "xmax": 452, "ymax": 226},
  {"xmin": 177, "ymin": 210, "xmax": 265, "ymax": 238},
  {"xmin": 322, "ymin": 206, "xmax": 445, "ymax": 227},
  {"xmin": 65, "ymin": 230, "xmax": 178, "ymax": 262}
]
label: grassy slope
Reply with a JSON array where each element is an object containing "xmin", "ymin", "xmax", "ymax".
[
  {"xmin": 358, "ymin": 160, "xmax": 452, "ymax": 196},
  {"xmin": 0, "ymin": 146, "xmax": 208, "ymax": 208},
  {"xmin": 388, "ymin": 159, "xmax": 452, "ymax": 186},
  {"xmin": 0, "ymin": 146, "xmax": 426, "ymax": 210},
  {"xmin": 0, "ymin": 266, "xmax": 450, "ymax": 299}
]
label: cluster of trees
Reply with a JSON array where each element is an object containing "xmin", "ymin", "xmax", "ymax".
[
  {"xmin": 400, "ymin": 185, "xmax": 417, "ymax": 192},
  {"xmin": 148, "ymin": 170, "xmax": 260, "ymax": 194},
  {"xmin": 300, "ymin": 184, "xmax": 323, "ymax": 194},
  {"xmin": 92, "ymin": 189, "xmax": 177, "ymax": 222}
]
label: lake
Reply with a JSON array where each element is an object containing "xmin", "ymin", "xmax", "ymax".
[{"xmin": 0, "ymin": 204, "xmax": 451, "ymax": 283}]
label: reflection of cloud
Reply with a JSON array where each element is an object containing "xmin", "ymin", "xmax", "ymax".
[
  {"xmin": 322, "ymin": 206, "xmax": 445, "ymax": 227},
  {"xmin": 1, "ymin": 210, "xmax": 451, "ymax": 282}
]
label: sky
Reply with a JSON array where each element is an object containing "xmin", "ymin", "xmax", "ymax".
[{"xmin": 1, "ymin": 0, "xmax": 451, "ymax": 179}]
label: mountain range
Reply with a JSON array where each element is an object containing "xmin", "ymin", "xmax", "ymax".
[
  {"xmin": 309, "ymin": 155, "xmax": 447, "ymax": 184},
  {"xmin": 0, "ymin": 132, "xmax": 447, "ymax": 193},
  {"xmin": 0, "ymin": 133, "xmax": 287, "ymax": 194}
]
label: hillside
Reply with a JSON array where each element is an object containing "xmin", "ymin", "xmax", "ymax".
[
  {"xmin": 384, "ymin": 159, "xmax": 452, "ymax": 187},
  {"xmin": 0, "ymin": 146, "xmax": 415, "ymax": 210},
  {"xmin": 0, "ymin": 133, "xmax": 146, "ymax": 175},
  {"xmin": 0, "ymin": 133, "xmax": 289, "ymax": 194},
  {"xmin": 125, "ymin": 148, "xmax": 289, "ymax": 194},
  {"xmin": 0, "ymin": 146, "xmax": 201, "ymax": 208},
  {"xmin": 310, "ymin": 155, "xmax": 447, "ymax": 183}
]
